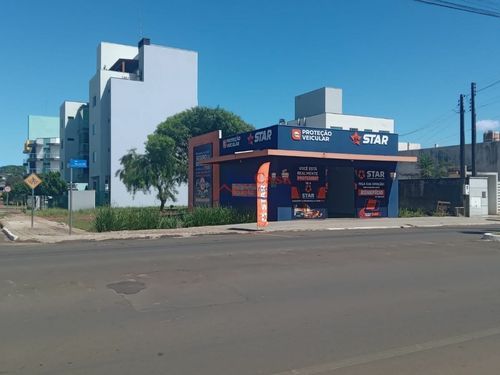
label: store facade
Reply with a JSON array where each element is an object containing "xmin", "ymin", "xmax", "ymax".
[{"xmin": 188, "ymin": 125, "xmax": 416, "ymax": 220}]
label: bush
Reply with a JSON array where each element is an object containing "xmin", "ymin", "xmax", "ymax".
[
  {"xmin": 182, "ymin": 207, "xmax": 255, "ymax": 227},
  {"xmin": 399, "ymin": 208, "xmax": 427, "ymax": 217},
  {"xmin": 92, "ymin": 206, "xmax": 252, "ymax": 232}
]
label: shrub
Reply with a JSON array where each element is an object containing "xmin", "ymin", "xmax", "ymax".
[
  {"xmin": 92, "ymin": 206, "xmax": 252, "ymax": 232},
  {"xmin": 399, "ymin": 208, "xmax": 427, "ymax": 217}
]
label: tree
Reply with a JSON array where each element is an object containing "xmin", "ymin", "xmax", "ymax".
[
  {"xmin": 418, "ymin": 154, "xmax": 435, "ymax": 178},
  {"xmin": 116, "ymin": 135, "xmax": 180, "ymax": 211},
  {"xmin": 36, "ymin": 171, "xmax": 67, "ymax": 197},
  {"xmin": 154, "ymin": 106, "xmax": 254, "ymax": 182},
  {"xmin": 116, "ymin": 107, "xmax": 254, "ymax": 210}
]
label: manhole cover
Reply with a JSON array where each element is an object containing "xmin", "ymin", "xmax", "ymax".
[{"xmin": 107, "ymin": 280, "xmax": 146, "ymax": 295}]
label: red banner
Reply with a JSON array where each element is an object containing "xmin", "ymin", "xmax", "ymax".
[{"xmin": 256, "ymin": 162, "xmax": 270, "ymax": 228}]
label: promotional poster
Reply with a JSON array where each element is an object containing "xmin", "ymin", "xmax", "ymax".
[
  {"xmin": 290, "ymin": 165, "xmax": 327, "ymax": 219},
  {"xmin": 193, "ymin": 144, "xmax": 213, "ymax": 207}
]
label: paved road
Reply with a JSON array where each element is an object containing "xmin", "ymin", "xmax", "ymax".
[{"xmin": 1, "ymin": 226, "xmax": 500, "ymax": 374}]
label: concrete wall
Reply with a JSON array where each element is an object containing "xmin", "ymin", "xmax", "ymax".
[
  {"xmin": 398, "ymin": 142, "xmax": 500, "ymax": 179},
  {"xmin": 295, "ymin": 87, "xmax": 343, "ymax": 118},
  {"xmin": 108, "ymin": 43, "xmax": 197, "ymax": 207},
  {"xmin": 69, "ymin": 190, "xmax": 95, "ymax": 211}
]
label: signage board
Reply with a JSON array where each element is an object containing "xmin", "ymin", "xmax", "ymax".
[
  {"xmin": 3, "ymin": 186, "xmax": 11, "ymax": 193},
  {"xmin": 24, "ymin": 173, "xmax": 42, "ymax": 190},
  {"xmin": 193, "ymin": 144, "xmax": 213, "ymax": 207},
  {"xmin": 69, "ymin": 159, "xmax": 88, "ymax": 169}
]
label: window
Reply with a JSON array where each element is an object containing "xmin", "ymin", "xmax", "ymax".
[
  {"xmin": 330, "ymin": 126, "xmax": 342, "ymax": 130},
  {"xmin": 92, "ymin": 123, "xmax": 95, "ymax": 135},
  {"xmin": 92, "ymin": 151, "xmax": 96, "ymax": 163},
  {"xmin": 364, "ymin": 129, "xmax": 372, "ymax": 132},
  {"xmin": 92, "ymin": 96, "xmax": 97, "ymax": 107},
  {"xmin": 349, "ymin": 128, "xmax": 358, "ymax": 131},
  {"xmin": 68, "ymin": 116, "xmax": 74, "ymax": 121}
]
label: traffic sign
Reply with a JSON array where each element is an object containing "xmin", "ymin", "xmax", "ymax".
[
  {"xmin": 24, "ymin": 173, "xmax": 42, "ymax": 190},
  {"xmin": 4, "ymin": 186, "xmax": 11, "ymax": 193},
  {"xmin": 69, "ymin": 159, "xmax": 88, "ymax": 169}
]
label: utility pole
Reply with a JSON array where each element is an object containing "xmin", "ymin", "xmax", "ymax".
[
  {"xmin": 459, "ymin": 94, "xmax": 465, "ymax": 178},
  {"xmin": 471, "ymin": 82, "xmax": 477, "ymax": 177}
]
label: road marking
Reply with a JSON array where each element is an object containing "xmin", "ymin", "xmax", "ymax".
[{"xmin": 271, "ymin": 326, "xmax": 500, "ymax": 375}]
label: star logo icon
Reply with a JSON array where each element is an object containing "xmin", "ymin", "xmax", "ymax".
[
  {"xmin": 247, "ymin": 133, "xmax": 255, "ymax": 145},
  {"xmin": 350, "ymin": 131, "xmax": 361, "ymax": 145}
]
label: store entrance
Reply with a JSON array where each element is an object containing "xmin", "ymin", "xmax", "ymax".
[{"xmin": 326, "ymin": 166, "xmax": 355, "ymax": 218}]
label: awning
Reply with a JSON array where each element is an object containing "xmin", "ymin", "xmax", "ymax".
[{"xmin": 202, "ymin": 149, "xmax": 417, "ymax": 164}]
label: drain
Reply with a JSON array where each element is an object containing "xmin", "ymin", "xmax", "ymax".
[{"xmin": 107, "ymin": 280, "xmax": 146, "ymax": 295}]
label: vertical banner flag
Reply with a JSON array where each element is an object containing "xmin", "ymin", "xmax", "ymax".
[{"xmin": 256, "ymin": 162, "xmax": 271, "ymax": 228}]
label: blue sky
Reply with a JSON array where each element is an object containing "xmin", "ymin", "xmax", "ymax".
[{"xmin": 1, "ymin": 0, "xmax": 500, "ymax": 166}]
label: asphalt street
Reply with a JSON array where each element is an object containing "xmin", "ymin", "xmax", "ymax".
[{"xmin": 1, "ymin": 226, "xmax": 500, "ymax": 374}]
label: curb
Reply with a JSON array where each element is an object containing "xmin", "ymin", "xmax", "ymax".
[
  {"xmin": 482, "ymin": 232, "xmax": 500, "ymax": 242},
  {"xmin": 1, "ymin": 226, "xmax": 19, "ymax": 241}
]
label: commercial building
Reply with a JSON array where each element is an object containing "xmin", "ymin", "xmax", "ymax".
[
  {"xmin": 189, "ymin": 88, "xmax": 416, "ymax": 220},
  {"xmin": 23, "ymin": 115, "xmax": 61, "ymax": 174}
]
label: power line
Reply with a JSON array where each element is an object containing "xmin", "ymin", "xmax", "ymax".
[
  {"xmin": 413, "ymin": 0, "xmax": 500, "ymax": 18},
  {"xmin": 477, "ymin": 78, "xmax": 500, "ymax": 93},
  {"xmin": 399, "ymin": 110, "xmax": 456, "ymax": 137}
]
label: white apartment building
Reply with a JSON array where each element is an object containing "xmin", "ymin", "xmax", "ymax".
[
  {"xmin": 287, "ymin": 87, "xmax": 395, "ymax": 133},
  {"xmin": 88, "ymin": 38, "xmax": 198, "ymax": 206},
  {"xmin": 23, "ymin": 115, "xmax": 61, "ymax": 174}
]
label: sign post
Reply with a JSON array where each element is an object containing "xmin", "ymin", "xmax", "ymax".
[
  {"xmin": 68, "ymin": 159, "xmax": 88, "ymax": 235},
  {"xmin": 24, "ymin": 173, "xmax": 43, "ymax": 229},
  {"xmin": 4, "ymin": 186, "xmax": 11, "ymax": 206}
]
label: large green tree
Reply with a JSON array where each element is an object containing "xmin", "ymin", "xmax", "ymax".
[
  {"xmin": 116, "ymin": 107, "xmax": 253, "ymax": 209},
  {"xmin": 155, "ymin": 106, "xmax": 254, "ymax": 182},
  {"xmin": 116, "ymin": 135, "xmax": 181, "ymax": 211}
]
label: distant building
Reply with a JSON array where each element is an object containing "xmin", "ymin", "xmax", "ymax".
[
  {"xmin": 287, "ymin": 87, "xmax": 394, "ymax": 133},
  {"xmin": 398, "ymin": 142, "xmax": 421, "ymax": 151},
  {"xmin": 87, "ymin": 38, "xmax": 198, "ymax": 206},
  {"xmin": 483, "ymin": 130, "xmax": 500, "ymax": 143},
  {"xmin": 60, "ymin": 102, "xmax": 89, "ymax": 185},
  {"xmin": 23, "ymin": 115, "xmax": 60, "ymax": 174}
]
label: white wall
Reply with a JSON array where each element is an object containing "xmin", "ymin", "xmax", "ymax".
[
  {"xmin": 108, "ymin": 44, "xmax": 197, "ymax": 207},
  {"xmin": 288, "ymin": 113, "xmax": 394, "ymax": 133}
]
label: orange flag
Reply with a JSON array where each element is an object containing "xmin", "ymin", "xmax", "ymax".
[{"xmin": 256, "ymin": 162, "xmax": 270, "ymax": 228}]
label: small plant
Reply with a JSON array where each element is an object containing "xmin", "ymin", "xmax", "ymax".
[{"xmin": 399, "ymin": 208, "xmax": 427, "ymax": 217}]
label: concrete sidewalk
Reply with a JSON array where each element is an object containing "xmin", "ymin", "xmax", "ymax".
[{"xmin": 1, "ymin": 211, "xmax": 499, "ymax": 244}]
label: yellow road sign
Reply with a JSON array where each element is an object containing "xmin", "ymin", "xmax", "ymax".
[{"xmin": 24, "ymin": 173, "xmax": 42, "ymax": 190}]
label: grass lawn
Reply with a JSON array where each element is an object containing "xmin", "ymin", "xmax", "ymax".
[{"xmin": 34, "ymin": 208, "xmax": 95, "ymax": 231}]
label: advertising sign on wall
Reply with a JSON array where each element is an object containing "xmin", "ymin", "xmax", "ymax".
[
  {"xmin": 354, "ymin": 169, "xmax": 388, "ymax": 218},
  {"xmin": 193, "ymin": 144, "xmax": 213, "ymax": 207},
  {"xmin": 290, "ymin": 165, "xmax": 327, "ymax": 219}
]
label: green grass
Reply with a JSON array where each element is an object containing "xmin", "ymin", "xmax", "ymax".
[{"xmin": 32, "ymin": 208, "xmax": 96, "ymax": 231}]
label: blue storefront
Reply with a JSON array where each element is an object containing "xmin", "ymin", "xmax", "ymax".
[{"xmin": 189, "ymin": 125, "xmax": 416, "ymax": 220}]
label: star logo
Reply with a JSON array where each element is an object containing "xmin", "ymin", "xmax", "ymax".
[
  {"xmin": 247, "ymin": 133, "xmax": 255, "ymax": 145},
  {"xmin": 350, "ymin": 131, "xmax": 361, "ymax": 145}
]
